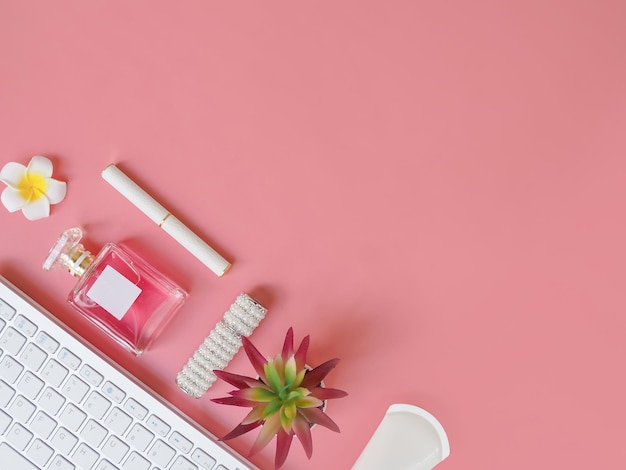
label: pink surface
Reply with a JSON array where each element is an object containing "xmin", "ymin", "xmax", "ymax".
[{"xmin": 1, "ymin": 1, "xmax": 625, "ymax": 468}]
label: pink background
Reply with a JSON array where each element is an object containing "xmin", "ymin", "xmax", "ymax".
[{"xmin": 1, "ymin": 1, "xmax": 625, "ymax": 469}]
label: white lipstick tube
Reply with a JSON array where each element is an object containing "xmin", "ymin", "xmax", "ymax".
[{"xmin": 101, "ymin": 164, "xmax": 231, "ymax": 276}]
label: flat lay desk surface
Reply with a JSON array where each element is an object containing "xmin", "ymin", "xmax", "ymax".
[{"xmin": 2, "ymin": 2, "xmax": 625, "ymax": 469}]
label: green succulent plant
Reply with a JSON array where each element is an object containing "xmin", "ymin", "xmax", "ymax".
[{"xmin": 212, "ymin": 327, "xmax": 348, "ymax": 469}]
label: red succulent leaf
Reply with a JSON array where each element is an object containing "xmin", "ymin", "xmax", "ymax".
[
  {"xmin": 232, "ymin": 387, "xmax": 276, "ymax": 403},
  {"xmin": 300, "ymin": 358, "xmax": 340, "ymax": 389},
  {"xmin": 298, "ymin": 407, "xmax": 341, "ymax": 432},
  {"xmin": 309, "ymin": 387, "xmax": 348, "ymax": 401},
  {"xmin": 241, "ymin": 406, "xmax": 266, "ymax": 425},
  {"xmin": 210, "ymin": 396, "xmax": 260, "ymax": 407},
  {"xmin": 294, "ymin": 334, "xmax": 310, "ymax": 371},
  {"xmin": 220, "ymin": 421, "xmax": 262, "ymax": 441},
  {"xmin": 293, "ymin": 395, "xmax": 324, "ymax": 409},
  {"xmin": 250, "ymin": 413, "xmax": 282, "ymax": 456},
  {"xmin": 275, "ymin": 429, "xmax": 294, "ymax": 469},
  {"xmin": 242, "ymin": 336, "xmax": 268, "ymax": 382},
  {"xmin": 292, "ymin": 413, "xmax": 313, "ymax": 459},
  {"xmin": 213, "ymin": 369, "xmax": 261, "ymax": 389},
  {"xmin": 281, "ymin": 327, "xmax": 294, "ymax": 362}
]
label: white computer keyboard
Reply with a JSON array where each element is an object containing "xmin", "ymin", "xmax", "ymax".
[{"xmin": 0, "ymin": 275, "xmax": 257, "ymax": 470}]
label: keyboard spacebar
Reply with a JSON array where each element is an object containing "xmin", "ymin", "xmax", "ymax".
[{"xmin": 0, "ymin": 443, "xmax": 39, "ymax": 470}]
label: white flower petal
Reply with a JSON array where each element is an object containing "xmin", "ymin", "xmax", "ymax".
[
  {"xmin": 1, "ymin": 187, "xmax": 28, "ymax": 212},
  {"xmin": 1, "ymin": 156, "xmax": 66, "ymax": 220},
  {"xmin": 27, "ymin": 156, "xmax": 54, "ymax": 177},
  {"xmin": 0, "ymin": 162, "xmax": 27, "ymax": 188},
  {"xmin": 21, "ymin": 197, "xmax": 50, "ymax": 220},
  {"xmin": 44, "ymin": 178, "xmax": 67, "ymax": 204}
]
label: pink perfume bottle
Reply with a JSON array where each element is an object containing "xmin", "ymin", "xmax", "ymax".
[{"xmin": 43, "ymin": 227, "xmax": 187, "ymax": 355}]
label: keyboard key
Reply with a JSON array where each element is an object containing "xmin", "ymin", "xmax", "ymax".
[
  {"xmin": 31, "ymin": 411, "xmax": 57, "ymax": 439},
  {"xmin": 26, "ymin": 438, "xmax": 54, "ymax": 467},
  {"xmin": 146, "ymin": 414, "xmax": 171, "ymax": 437},
  {"xmin": 58, "ymin": 347, "xmax": 81, "ymax": 370},
  {"xmin": 8, "ymin": 395, "xmax": 36, "ymax": 422},
  {"xmin": 20, "ymin": 343, "xmax": 48, "ymax": 371},
  {"xmin": 38, "ymin": 386, "xmax": 66, "ymax": 415},
  {"xmin": 171, "ymin": 455, "xmax": 198, "ymax": 470},
  {"xmin": 35, "ymin": 330, "xmax": 60, "ymax": 354},
  {"xmin": 6, "ymin": 422, "xmax": 34, "ymax": 451},
  {"xmin": 80, "ymin": 419, "xmax": 109, "ymax": 448},
  {"xmin": 49, "ymin": 455, "xmax": 76, "ymax": 470},
  {"xmin": 0, "ymin": 442, "xmax": 38, "ymax": 470},
  {"xmin": 192, "ymin": 448, "xmax": 217, "ymax": 469},
  {"xmin": 102, "ymin": 435, "xmax": 130, "ymax": 464},
  {"xmin": 95, "ymin": 459, "xmax": 118, "ymax": 470},
  {"xmin": 127, "ymin": 422, "xmax": 154, "ymax": 452},
  {"xmin": 17, "ymin": 371, "xmax": 45, "ymax": 400},
  {"xmin": 0, "ymin": 409, "xmax": 12, "ymax": 434},
  {"xmin": 0, "ymin": 327, "xmax": 26, "ymax": 355},
  {"xmin": 61, "ymin": 375, "xmax": 90, "ymax": 403},
  {"xmin": 41, "ymin": 358, "xmax": 69, "ymax": 387},
  {"xmin": 52, "ymin": 426, "xmax": 79, "ymax": 454},
  {"xmin": 72, "ymin": 442, "xmax": 100, "ymax": 469},
  {"xmin": 14, "ymin": 314, "xmax": 37, "ymax": 337},
  {"xmin": 84, "ymin": 390, "xmax": 112, "ymax": 419},
  {"xmin": 59, "ymin": 403, "xmax": 87, "ymax": 432},
  {"xmin": 0, "ymin": 379, "xmax": 15, "ymax": 406},
  {"xmin": 122, "ymin": 451, "xmax": 151, "ymax": 470},
  {"xmin": 0, "ymin": 317, "xmax": 5, "ymax": 332},
  {"xmin": 102, "ymin": 380, "xmax": 126, "ymax": 403},
  {"xmin": 0, "ymin": 355, "xmax": 24, "ymax": 383},
  {"xmin": 124, "ymin": 396, "xmax": 148, "ymax": 420},
  {"xmin": 169, "ymin": 431, "xmax": 193, "ymax": 453},
  {"xmin": 80, "ymin": 363, "xmax": 104, "ymax": 387},
  {"xmin": 0, "ymin": 299, "xmax": 16, "ymax": 320},
  {"xmin": 147, "ymin": 439, "xmax": 176, "ymax": 468},
  {"xmin": 104, "ymin": 407, "xmax": 133, "ymax": 435}
]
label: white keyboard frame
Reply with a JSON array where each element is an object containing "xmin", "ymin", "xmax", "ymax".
[{"xmin": 0, "ymin": 275, "xmax": 257, "ymax": 470}]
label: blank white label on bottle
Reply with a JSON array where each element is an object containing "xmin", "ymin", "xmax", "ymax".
[{"xmin": 86, "ymin": 265, "xmax": 142, "ymax": 320}]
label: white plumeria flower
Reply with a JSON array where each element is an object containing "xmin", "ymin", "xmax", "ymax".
[{"xmin": 0, "ymin": 156, "xmax": 67, "ymax": 220}]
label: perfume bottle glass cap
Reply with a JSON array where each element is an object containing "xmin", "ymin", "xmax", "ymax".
[{"xmin": 43, "ymin": 227, "xmax": 94, "ymax": 277}]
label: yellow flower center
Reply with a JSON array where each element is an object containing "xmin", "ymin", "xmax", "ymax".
[{"xmin": 17, "ymin": 173, "xmax": 47, "ymax": 201}]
